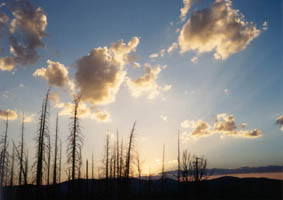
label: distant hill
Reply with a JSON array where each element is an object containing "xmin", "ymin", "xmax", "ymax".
[
  {"xmin": 165, "ymin": 165, "xmax": 283, "ymax": 178},
  {"xmin": 2, "ymin": 176, "xmax": 282, "ymax": 200}
]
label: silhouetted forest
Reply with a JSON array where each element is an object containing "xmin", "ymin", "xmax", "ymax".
[{"xmin": 0, "ymin": 89, "xmax": 282, "ymax": 200}]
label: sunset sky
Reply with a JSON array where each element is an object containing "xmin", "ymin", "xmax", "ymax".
[{"xmin": 0, "ymin": 0, "xmax": 282, "ymax": 176}]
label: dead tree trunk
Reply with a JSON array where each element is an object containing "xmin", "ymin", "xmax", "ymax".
[
  {"xmin": 0, "ymin": 114, "xmax": 9, "ymax": 187},
  {"xmin": 36, "ymin": 88, "xmax": 50, "ymax": 186},
  {"xmin": 19, "ymin": 113, "xmax": 25, "ymax": 185},
  {"xmin": 53, "ymin": 115, "xmax": 59, "ymax": 185}
]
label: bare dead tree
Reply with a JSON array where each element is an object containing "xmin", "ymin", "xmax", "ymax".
[
  {"xmin": 10, "ymin": 145, "xmax": 15, "ymax": 186},
  {"xmin": 47, "ymin": 134, "xmax": 51, "ymax": 185},
  {"xmin": 192, "ymin": 156, "xmax": 207, "ymax": 182},
  {"xmin": 19, "ymin": 112, "xmax": 25, "ymax": 185},
  {"xmin": 161, "ymin": 144, "xmax": 166, "ymax": 181},
  {"xmin": 59, "ymin": 139, "xmax": 62, "ymax": 183},
  {"xmin": 135, "ymin": 151, "xmax": 143, "ymax": 195},
  {"xmin": 86, "ymin": 159, "xmax": 88, "ymax": 180},
  {"xmin": 91, "ymin": 153, "xmax": 94, "ymax": 179},
  {"xmin": 181, "ymin": 150, "xmax": 191, "ymax": 183},
  {"xmin": 24, "ymin": 150, "xmax": 28, "ymax": 185},
  {"xmin": 125, "ymin": 122, "xmax": 136, "ymax": 179},
  {"xmin": 35, "ymin": 88, "xmax": 50, "ymax": 186},
  {"xmin": 116, "ymin": 130, "xmax": 119, "ymax": 179},
  {"xmin": 53, "ymin": 114, "xmax": 59, "ymax": 185},
  {"xmin": 67, "ymin": 96, "xmax": 83, "ymax": 181},
  {"xmin": 119, "ymin": 137, "xmax": 123, "ymax": 179},
  {"xmin": 177, "ymin": 130, "xmax": 180, "ymax": 184},
  {"xmin": 105, "ymin": 133, "xmax": 110, "ymax": 180},
  {"xmin": 0, "ymin": 113, "xmax": 9, "ymax": 187}
]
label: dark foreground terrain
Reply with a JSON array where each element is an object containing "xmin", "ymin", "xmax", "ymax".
[{"xmin": 1, "ymin": 176, "xmax": 282, "ymax": 200}]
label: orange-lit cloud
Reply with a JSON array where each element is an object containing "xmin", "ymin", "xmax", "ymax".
[
  {"xmin": 33, "ymin": 60, "xmax": 72, "ymax": 89},
  {"xmin": 0, "ymin": 1, "xmax": 47, "ymax": 71},
  {"xmin": 178, "ymin": 0, "xmax": 261, "ymax": 60},
  {"xmin": 75, "ymin": 37, "xmax": 139, "ymax": 106},
  {"xmin": 127, "ymin": 64, "xmax": 170, "ymax": 99},
  {"xmin": 275, "ymin": 115, "xmax": 283, "ymax": 131},
  {"xmin": 0, "ymin": 109, "xmax": 17, "ymax": 120},
  {"xmin": 181, "ymin": 113, "xmax": 262, "ymax": 139}
]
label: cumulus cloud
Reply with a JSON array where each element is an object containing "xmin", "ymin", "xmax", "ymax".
[
  {"xmin": 59, "ymin": 101, "xmax": 111, "ymax": 122},
  {"xmin": 49, "ymin": 92, "xmax": 65, "ymax": 108},
  {"xmin": 191, "ymin": 56, "xmax": 198, "ymax": 63},
  {"xmin": 23, "ymin": 113, "xmax": 35, "ymax": 123},
  {"xmin": 33, "ymin": 60, "xmax": 72, "ymax": 89},
  {"xmin": 0, "ymin": 57, "xmax": 16, "ymax": 71},
  {"xmin": 132, "ymin": 62, "xmax": 141, "ymax": 69},
  {"xmin": 262, "ymin": 21, "xmax": 268, "ymax": 31},
  {"xmin": 0, "ymin": 13, "xmax": 9, "ymax": 45},
  {"xmin": 181, "ymin": 120, "xmax": 191, "ymax": 128},
  {"xmin": 75, "ymin": 37, "xmax": 139, "ymax": 106},
  {"xmin": 275, "ymin": 116, "xmax": 283, "ymax": 131},
  {"xmin": 167, "ymin": 42, "xmax": 178, "ymax": 53},
  {"xmin": 0, "ymin": 1, "xmax": 47, "ymax": 71},
  {"xmin": 127, "ymin": 64, "xmax": 169, "ymax": 99},
  {"xmin": 91, "ymin": 110, "xmax": 111, "ymax": 122},
  {"xmin": 149, "ymin": 53, "xmax": 158, "ymax": 59},
  {"xmin": 59, "ymin": 102, "xmax": 90, "ymax": 118},
  {"xmin": 0, "ymin": 109, "xmax": 18, "ymax": 120},
  {"xmin": 214, "ymin": 113, "xmax": 237, "ymax": 132},
  {"xmin": 240, "ymin": 123, "xmax": 247, "ymax": 128},
  {"xmin": 181, "ymin": 113, "xmax": 262, "ymax": 139},
  {"xmin": 160, "ymin": 114, "xmax": 168, "ymax": 121},
  {"xmin": 190, "ymin": 120, "xmax": 211, "ymax": 137},
  {"xmin": 180, "ymin": 0, "xmax": 199, "ymax": 22},
  {"xmin": 178, "ymin": 0, "xmax": 261, "ymax": 60}
]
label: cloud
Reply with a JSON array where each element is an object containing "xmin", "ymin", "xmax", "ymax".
[
  {"xmin": 59, "ymin": 101, "xmax": 111, "ymax": 122},
  {"xmin": 0, "ymin": 109, "xmax": 18, "ymax": 120},
  {"xmin": 132, "ymin": 62, "xmax": 141, "ymax": 69},
  {"xmin": 191, "ymin": 56, "xmax": 198, "ymax": 63},
  {"xmin": 190, "ymin": 120, "xmax": 211, "ymax": 137},
  {"xmin": 262, "ymin": 21, "xmax": 268, "ymax": 31},
  {"xmin": 224, "ymin": 89, "xmax": 231, "ymax": 95},
  {"xmin": 0, "ymin": 13, "xmax": 9, "ymax": 45},
  {"xmin": 214, "ymin": 113, "xmax": 237, "ymax": 132},
  {"xmin": 33, "ymin": 60, "xmax": 72, "ymax": 89},
  {"xmin": 75, "ymin": 37, "xmax": 139, "ymax": 106},
  {"xmin": 23, "ymin": 113, "xmax": 35, "ymax": 123},
  {"xmin": 49, "ymin": 92, "xmax": 65, "ymax": 108},
  {"xmin": 181, "ymin": 120, "xmax": 191, "ymax": 128},
  {"xmin": 91, "ymin": 110, "xmax": 111, "ymax": 122},
  {"xmin": 275, "ymin": 116, "xmax": 283, "ymax": 131},
  {"xmin": 59, "ymin": 102, "xmax": 90, "ymax": 118},
  {"xmin": 126, "ymin": 64, "xmax": 169, "ymax": 99},
  {"xmin": 149, "ymin": 53, "xmax": 158, "ymax": 59},
  {"xmin": 181, "ymin": 113, "xmax": 262, "ymax": 139},
  {"xmin": 160, "ymin": 114, "xmax": 168, "ymax": 121},
  {"xmin": 178, "ymin": 0, "xmax": 260, "ymax": 60},
  {"xmin": 180, "ymin": 0, "xmax": 199, "ymax": 22},
  {"xmin": 167, "ymin": 42, "xmax": 178, "ymax": 53},
  {"xmin": 0, "ymin": 1, "xmax": 47, "ymax": 71},
  {"xmin": 240, "ymin": 123, "xmax": 247, "ymax": 128},
  {"xmin": 0, "ymin": 57, "xmax": 16, "ymax": 71}
]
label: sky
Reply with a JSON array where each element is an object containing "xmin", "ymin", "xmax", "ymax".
[{"xmin": 0, "ymin": 0, "xmax": 282, "ymax": 177}]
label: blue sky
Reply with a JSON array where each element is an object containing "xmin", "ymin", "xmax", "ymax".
[{"xmin": 0, "ymin": 0, "xmax": 282, "ymax": 176}]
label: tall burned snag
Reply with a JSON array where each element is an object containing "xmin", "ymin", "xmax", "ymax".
[
  {"xmin": 35, "ymin": 88, "xmax": 50, "ymax": 186},
  {"xmin": 53, "ymin": 114, "xmax": 59, "ymax": 185},
  {"xmin": 67, "ymin": 96, "xmax": 83, "ymax": 181},
  {"xmin": 125, "ymin": 122, "xmax": 136, "ymax": 179},
  {"xmin": 19, "ymin": 113, "xmax": 25, "ymax": 185},
  {"xmin": 0, "ymin": 113, "xmax": 9, "ymax": 187}
]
